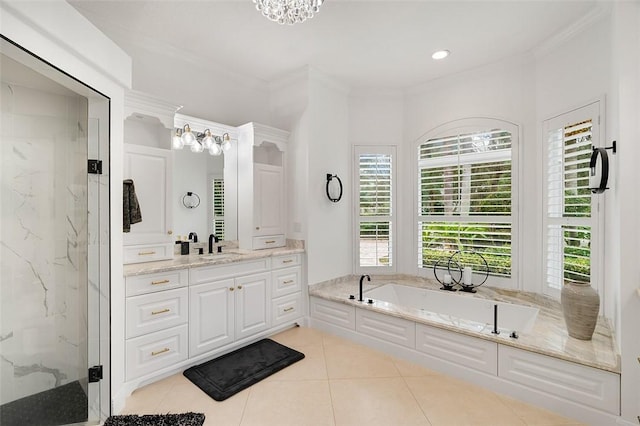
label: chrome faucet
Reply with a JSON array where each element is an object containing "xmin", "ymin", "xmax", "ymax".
[
  {"xmin": 359, "ymin": 274, "xmax": 370, "ymax": 302},
  {"xmin": 208, "ymin": 234, "xmax": 219, "ymax": 254}
]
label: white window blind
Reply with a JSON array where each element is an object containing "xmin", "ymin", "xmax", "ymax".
[
  {"xmin": 212, "ymin": 178, "xmax": 225, "ymax": 240},
  {"xmin": 544, "ymin": 102, "xmax": 600, "ymax": 295},
  {"xmin": 418, "ymin": 126, "xmax": 514, "ymax": 278},
  {"xmin": 355, "ymin": 147, "xmax": 395, "ymax": 270}
]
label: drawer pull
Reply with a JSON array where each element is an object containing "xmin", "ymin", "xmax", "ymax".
[
  {"xmin": 151, "ymin": 348, "xmax": 170, "ymax": 356},
  {"xmin": 282, "ymin": 259, "xmax": 294, "ymax": 264},
  {"xmin": 283, "ymin": 280, "xmax": 294, "ymax": 285},
  {"xmin": 151, "ymin": 308, "xmax": 170, "ymax": 315},
  {"xmin": 265, "ymin": 240, "xmax": 276, "ymax": 244},
  {"xmin": 283, "ymin": 307, "xmax": 295, "ymax": 312},
  {"xmin": 237, "ymin": 285, "xmax": 243, "ymax": 290},
  {"xmin": 229, "ymin": 287, "xmax": 235, "ymax": 291},
  {"xmin": 138, "ymin": 251, "xmax": 156, "ymax": 256},
  {"xmin": 151, "ymin": 279, "xmax": 170, "ymax": 285}
]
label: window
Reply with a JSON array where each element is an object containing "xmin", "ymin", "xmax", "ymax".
[
  {"xmin": 417, "ymin": 119, "xmax": 518, "ymax": 285},
  {"xmin": 211, "ymin": 176, "xmax": 225, "ymax": 240},
  {"xmin": 543, "ymin": 101, "xmax": 602, "ymax": 297},
  {"xmin": 355, "ymin": 146, "xmax": 395, "ymax": 271}
]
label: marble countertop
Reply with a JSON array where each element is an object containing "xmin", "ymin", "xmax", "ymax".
[
  {"xmin": 309, "ymin": 275, "xmax": 620, "ymax": 374},
  {"xmin": 123, "ymin": 246, "xmax": 305, "ymax": 277}
]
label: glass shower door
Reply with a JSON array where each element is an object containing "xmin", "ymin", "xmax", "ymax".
[{"xmin": 0, "ymin": 37, "xmax": 107, "ymax": 425}]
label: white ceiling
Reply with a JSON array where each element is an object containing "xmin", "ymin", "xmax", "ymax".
[{"xmin": 69, "ymin": 0, "xmax": 601, "ymax": 90}]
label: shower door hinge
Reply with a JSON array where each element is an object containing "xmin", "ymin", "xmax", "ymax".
[
  {"xmin": 88, "ymin": 159, "xmax": 103, "ymax": 174},
  {"xmin": 88, "ymin": 365, "xmax": 103, "ymax": 383}
]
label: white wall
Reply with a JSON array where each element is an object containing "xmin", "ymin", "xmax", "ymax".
[
  {"xmin": 305, "ymin": 72, "xmax": 352, "ymax": 284},
  {"xmin": 610, "ymin": 2, "xmax": 640, "ymax": 423}
]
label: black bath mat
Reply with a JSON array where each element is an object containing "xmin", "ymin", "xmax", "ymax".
[
  {"xmin": 0, "ymin": 380, "xmax": 87, "ymax": 425},
  {"xmin": 183, "ymin": 338, "xmax": 305, "ymax": 401},
  {"xmin": 104, "ymin": 412, "xmax": 205, "ymax": 426}
]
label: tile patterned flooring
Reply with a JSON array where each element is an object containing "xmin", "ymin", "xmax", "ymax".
[{"xmin": 121, "ymin": 326, "xmax": 585, "ymax": 426}]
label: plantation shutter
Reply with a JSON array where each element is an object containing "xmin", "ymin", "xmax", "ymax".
[
  {"xmin": 418, "ymin": 127, "xmax": 514, "ymax": 278},
  {"xmin": 356, "ymin": 147, "xmax": 395, "ymax": 270},
  {"xmin": 544, "ymin": 103, "xmax": 600, "ymax": 294},
  {"xmin": 212, "ymin": 178, "xmax": 225, "ymax": 240}
]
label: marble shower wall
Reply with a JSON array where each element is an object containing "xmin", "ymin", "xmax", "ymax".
[{"xmin": 0, "ymin": 82, "xmax": 88, "ymax": 404}]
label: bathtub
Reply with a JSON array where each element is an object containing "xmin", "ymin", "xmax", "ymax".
[{"xmin": 365, "ymin": 283, "xmax": 539, "ymax": 333}]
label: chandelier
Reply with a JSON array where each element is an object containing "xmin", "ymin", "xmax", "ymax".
[
  {"xmin": 172, "ymin": 124, "xmax": 231, "ymax": 156},
  {"xmin": 253, "ymin": 0, "xmax": 324, "ymax": 25}
]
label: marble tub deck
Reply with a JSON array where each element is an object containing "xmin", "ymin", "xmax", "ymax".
[{"xmin": 309, "ymin": 275, "xmax": 620, "ymax": 374}]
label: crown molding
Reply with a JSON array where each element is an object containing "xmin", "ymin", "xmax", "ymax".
[
  {"xmin": 125, "ymin": 90, "xmax": 182, "ymax": 129},
  {"xmin": 533, "ymin": 3, "xmax": 612, "ymax": 59}
]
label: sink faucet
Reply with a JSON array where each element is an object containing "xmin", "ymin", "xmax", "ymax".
[
  {"xmin": 208, "ymin": 234, "xmax": 219, "ymax": 254},
  {"xmin": 359, "ymin": 274, "xmax": 370, "ymax": 302}
]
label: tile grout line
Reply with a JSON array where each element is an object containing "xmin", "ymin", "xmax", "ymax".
[
  {"xmin": 398, "ymin": 372, "xmax": 434, "ymax": 426},
  {"xmin": 322, "ymin": 335, "xmax": 339, "ymax": 426}
]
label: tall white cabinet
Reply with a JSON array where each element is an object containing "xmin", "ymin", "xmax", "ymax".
[
  {"xmin": 237, "ymin": 123, "xmax": 289, "ymax": 250},
  {"xmin": 123, "ymin": 91, "xmax": 181, "ymax": 263}
]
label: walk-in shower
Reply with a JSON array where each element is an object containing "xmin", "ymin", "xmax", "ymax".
[{"xmin": 0, "ymin": 36, "xmax": 110, "ymax": 425}]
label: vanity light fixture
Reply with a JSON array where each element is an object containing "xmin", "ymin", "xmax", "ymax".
[
  {"xmin": 172, "ymin": 124, "xmax": 231, "ymax": 156},
  {"xmin": 432, "ymin": 49, "xmax": 450, "ymax": 60}
]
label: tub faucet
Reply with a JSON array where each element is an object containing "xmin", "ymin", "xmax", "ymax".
[
  {"xmin": 359, "ymin": 274, "xmax": 370, "ymax": 302},
  {"xmin": 208, "ymin": 234, "xmax": 219, "ymax": 254}
]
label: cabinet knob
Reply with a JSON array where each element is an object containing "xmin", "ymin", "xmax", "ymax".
[
  {"xmin": 229, "ymin": 287, "xmax": 235, "ymax": 291},
  {"xmin": 256, "ymin": 226, "xmax": 260, "ymax": 230},
  {"xmin": 167, "ymin": 230, "xmax": 173, "ymax": 235},
  {"xmin": 237, "ymin": 285, "xmax": 243, "ymax": 290}
]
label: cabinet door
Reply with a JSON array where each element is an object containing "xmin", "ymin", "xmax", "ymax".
[
  {"xmin": 253, "ymin": 164, "xmax": 284, "ymax": 237},
  {"xmin": 189, "ymin": 279, "xmax": 234, "ymax": 357},
  {"xmin": 123, "ymin": 144, "xmax": 173, "ymax": 245},
  {"xmin": 235, "ymin": 272, "xmax": 270, "ymax": 340}
]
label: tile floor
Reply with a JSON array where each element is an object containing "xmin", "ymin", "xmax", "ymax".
[{"xmin": 121, "ymin": 326, "xmax": 584, "ymax": 426}]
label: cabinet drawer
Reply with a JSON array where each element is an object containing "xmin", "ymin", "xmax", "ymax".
[
  {"xmin": 124, "ymin": 243, "xmax": 173, "ymax": 264},
  {"xmin": 310, "ymin": 297, "xmax": 355, "ymax": 330},
  {"xmin": 125, "ymin": 324, "xmax": 188, "ymax": 381},
  {"xmin": 498, "ymin": 345, "xmax": 620, "ymax": 414},
  {"xmin": 416, "ymin": 324, "xmax": 497, "ymax": 375},
  {"xmin": 272, "ymin": 292, "xmax": 303, "ymax": 327},
  {"xmin": 356, "ymin": 308, "xmax": 415, "ymax": 348},
  {"xmin": 190, "ymin": 258, "xmax": 270, "ymax": 285},
  {"xmin": 272, "ymin": 253, "xmax": 301, "ymax": 269},
  {"xmin": 271, "ymin": 267, "xmax": 301, "ymax": 298},
  {"xmin": 126, "ymin": 287, "xmax": 188, "ymax": 338},
  {"xmin": 252, "ymin": 234, "xmax": 285, "ymax": 250},
  {"xmin": 125, "ymin": 269, "xmax": 188, "ymax": 297}
]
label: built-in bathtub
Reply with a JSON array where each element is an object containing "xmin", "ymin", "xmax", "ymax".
[{"xmin": 365, "ymin": 283, "xmax": 539, "ymax": 334}]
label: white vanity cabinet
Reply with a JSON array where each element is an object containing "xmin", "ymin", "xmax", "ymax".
[
  {"xmin": 124, "ymin": 269, "xmax": 189, "ymax": 380},
  {"xmin": 189, "ymin": 259, "xmax": 272, "ymax": 357},
  {"xmin": 237, "ymin": 123, "xmax": 289, "ymax": 250},
  {"xmin": 271, "ymin": 254, "xmax": 303, "ymax": 326}
]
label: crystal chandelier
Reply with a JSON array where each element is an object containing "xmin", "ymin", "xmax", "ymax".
[{"xmin": 253, "ymin": 0, "xmax": 324, "ymax": 25}]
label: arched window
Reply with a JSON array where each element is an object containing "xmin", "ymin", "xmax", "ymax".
[{"xmin": 417, "ymin": 118, "xmax": 519, "ymax": 287}]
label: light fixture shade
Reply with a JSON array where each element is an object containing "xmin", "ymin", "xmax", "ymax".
[
  {"xmin": 209, "ymin": 143, "xmax": 222, "ymax": 156},
  {"xmin": 221, "ymin": 133, "xmax": 231, "ymax": 151},
  {"xmin": 254, "ymin": 0, "xmax": 323, "ymax": 25},
  {"xmin": 181, "ymin": 124, "xmax": 196, "ymax": 146},
  {"xmin": 172, "ymin": 130, "xmax": 184, "ymax": 149},
  {"xmin": 190, "ymin": 141, "xmax": 204, "ymax": 153},
  {"xmin": 202, "ymin": 129, "xmax": 214, "ymax": 150}
]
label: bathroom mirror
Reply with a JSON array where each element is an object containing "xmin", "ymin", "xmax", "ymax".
[{"xmin": 172, "ymin": 141, "xmax": 238, "ymax": 243}]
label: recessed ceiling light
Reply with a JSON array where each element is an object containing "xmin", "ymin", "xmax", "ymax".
[{"xmin": 432, "ymin": 50, "xmax": 450, "ymax": 60}]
